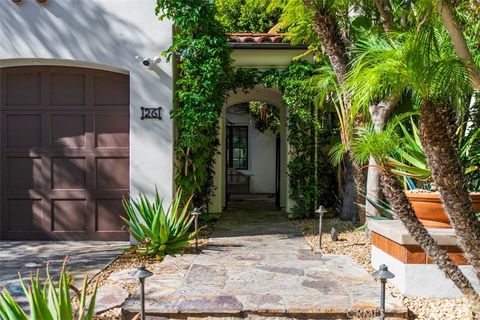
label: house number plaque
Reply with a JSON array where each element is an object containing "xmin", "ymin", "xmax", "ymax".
[{"xmin": 140, "ymin": 107, "xmax": 162, "ymax": 120}]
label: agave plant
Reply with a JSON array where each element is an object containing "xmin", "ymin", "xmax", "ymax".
[
  {"xmin": 0, "ymin": 261, "xmax": 97, "ymax": 320},
  {"xmin": 121, "ymin": 189, "xmax": 197, "ymax": 258},
  {"xmin": 356, "ymin": 193, "xmax": 395, "ymax": 220},
  {"xmin": 385, "ymin": 116, "xmax": 480, "ymax": 191}
]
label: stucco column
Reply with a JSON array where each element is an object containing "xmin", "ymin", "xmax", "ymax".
[{"xmin": 209, "ymin": 110, "xmax": 225, "ymax": 213}]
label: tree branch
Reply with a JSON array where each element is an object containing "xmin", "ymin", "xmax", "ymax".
[
  {"xmin": 373, "ymin": 0, "xmax": 394, "ymax": 32},
  {"xmin": 438, "ymin": 0, "xmax": 480, "ymax": 90}
]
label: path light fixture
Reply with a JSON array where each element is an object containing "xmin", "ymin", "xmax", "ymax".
[
  {"xmin": 372, "ymin": 264, "xmax": 395, "ymax": 320},
  {"xmin": 190, "ymin": 206, "xmax": 203, "ymax": 252},
  {"xmin": 132, "ymin": 264, "xmax": 153, "ymax": 320},
  {"xmin": 315, "ymin": 205, "xmax": 327, "ymax": 255}
]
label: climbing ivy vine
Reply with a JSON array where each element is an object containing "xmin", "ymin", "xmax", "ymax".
[
  {"xmin": 156, "ymin": 0, "xmax": 233, "ymax": 206},
  {"xmin": 156, "ymin": 0, "xmax": 336, "ymax": 215}
]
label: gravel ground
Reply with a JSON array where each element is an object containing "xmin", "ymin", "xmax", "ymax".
[
  {"xmin": 80, "ymin": 221, "xmax": 216, "ymax": 320},
  {"xmin": 291, "ymin": 217, "xmax": 473, "ymax": 320}
]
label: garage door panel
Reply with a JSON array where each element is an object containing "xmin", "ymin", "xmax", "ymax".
[
  {"xmin": 5, "ymin": 197, "xmax": 44, "ymax": 232},
  {"xmin": 95, "ymin": 113, "xmax": 129, "ymax": 148},
  {"xmin": 50, "ymin": 73, "xmax": 85, "ymax": 106},
  {"xmin": 51, "ymin": 157, "xmax": 87, "ymax": 190},
  {"xmin": 6, "ymin": 156, "xmax": 43, "ymax": 190},
  {"xmin": 5, "ymin": 114, "xmax": 42, "ymax": 148},
  {"xmin": 5, "ymin": 72, "xmax": 41, "ymax": 106},
  {"xmin": 50, "ymin": 114, "xmax": 87, "ymax": 148},
  {"xmin": 1, "ymin": 66, "xmax": 129, "ymax": 240},
  {"xmin": 94, "ymin": 76, "xmax": 129, "ymax": 106},
  {"xmin": 96, "ymin": 157, "xmax": 129, "ymax": 190},
  {"xmin": 96, "ymin": 198, "xmax": 126, "ymax": 232},
  {"xmin": 51, "ymin": 199, "xmax": 87, "ymax": 232}
]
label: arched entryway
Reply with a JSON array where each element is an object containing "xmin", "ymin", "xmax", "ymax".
[{"xmin": 210, "ymin": 85, "xmax": 294, "ymax": 214}]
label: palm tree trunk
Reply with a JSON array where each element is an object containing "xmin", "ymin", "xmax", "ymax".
[
  {"xmin": 379, "ymin": 168, "xmax": 480, "ymax": 313},
  {"xmin": 366, "ymin": 93, "xmax": 401, "ymax": 217},
  {"xmin": 311, "ymin": 12, "xmax": 349, "ymax": 84},
  {"xmin": 308, "ymin": 9, "xmax": 365, "ymax": 221},
  {"xmin": 341, "ymin": 152, "xmax": 359, "ymax": 220},
  {"xmin": 419, "ymin": 100, "xmax": 480, "ymax": 283},
  {"xmin": 364, "ymin": 2, "xmax": 398, "ymax": 218},
  {"xmin": 373, "ymin": 0, "xmax": 393, "ymax": 32}
]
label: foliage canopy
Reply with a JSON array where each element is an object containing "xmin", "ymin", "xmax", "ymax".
[{"xmin": 215, "ymin": 0, "xmax": 283, "ymax": 33}]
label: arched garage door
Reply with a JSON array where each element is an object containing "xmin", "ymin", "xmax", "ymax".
[{"xmin": 0, "ymin": 66, "xmax": 129, "ymax": 240}]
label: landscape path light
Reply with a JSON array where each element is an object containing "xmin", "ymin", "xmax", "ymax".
[
  {"xmin": 372, "ymin": 264, "xmax": 395, "ymax": 320},
  {"xmin": 190, "ymin": 206, "xmax": 204, "ymax": 251},
  {"xmin": 132, "ymin": 264, "xmax": 153, "ymax": 320},
  {"xmin": 315, "ymin": 205, "xmax": 327, "ymax": 255}
]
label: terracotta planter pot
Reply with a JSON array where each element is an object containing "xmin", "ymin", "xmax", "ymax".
[{"xmin": 405, "ymin": 191, "xmax": 480, "ymax": 228}]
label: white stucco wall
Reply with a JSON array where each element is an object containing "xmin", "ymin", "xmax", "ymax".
[
  {"xmin": 227, "ymin": 108, "xmax": 276, "ymax": 194},
  {"xmin": 0, "ymin": 0, "xmax": 174, "ymax": 203}
]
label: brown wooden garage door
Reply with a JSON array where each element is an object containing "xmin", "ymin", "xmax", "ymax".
[{"xmin": 0, "ymin": 66, "xmax": 129, "ymax": 240}]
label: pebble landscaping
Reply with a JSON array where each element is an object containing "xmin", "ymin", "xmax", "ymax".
[{"xmin": 292, "ymin": 218, "xmax": 474, "ymax": 320}]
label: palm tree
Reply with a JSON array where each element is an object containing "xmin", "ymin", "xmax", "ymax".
[
  {"xmin": 303, "ymin": 64, "xmax": 360, "ymax": 220},
  {"xmin": 300, "ymin": 0, "xmax": 406, "ymax": 221},
  {"xmin": 347, "ymin": 124, "xmax": 480, "ymax": 314},
  {"xmin": 301, "ymin": 0, "xmax": 366, "ymax": 222},
  {"xmin": 346, "ymin": 27, "xmax": 480, "ymax": 284}
]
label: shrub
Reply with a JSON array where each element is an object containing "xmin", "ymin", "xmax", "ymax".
[
  {"xmin": 0, "ymin": 261, "xmax": 97, "ymax": 320},
  {"xmin": 121, "ymin": 189, "xmax": 196, "ymax": 258}
]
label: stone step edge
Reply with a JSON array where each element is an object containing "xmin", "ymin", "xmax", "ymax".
[
  {"xmin": 121, "ymin": 299, "xmax": 408, "ymax": 319},
  {"xmin": 121, "ymin": 310, "xmax": 408, "ymax": 320}
]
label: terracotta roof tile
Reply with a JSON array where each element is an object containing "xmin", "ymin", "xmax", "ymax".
[{"xmin": 227, "ymin": 33, "xmax": 287, "ymax": 44}]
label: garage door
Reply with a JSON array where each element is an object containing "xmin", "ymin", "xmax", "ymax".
[{"xmin": 0, "ymin": 66, "xmax": 129, "ymax": 240}]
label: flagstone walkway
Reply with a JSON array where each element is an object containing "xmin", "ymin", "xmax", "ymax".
[
  {"xmin": 0, "ymin": 241, "xmax": 126, "ymax": 308},
  {"xmin": 122, "ymin": 209, "xmax": 407, "ymax": 319}
]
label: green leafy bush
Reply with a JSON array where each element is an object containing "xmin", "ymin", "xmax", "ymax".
[
  {"xmin": 215, "ymin": 0, "xmax": 283, "ymax": 33},
  {"xmin": 121, "ymin": 190, "xmax": 196, "ymax": 258},
  {"xmin": 0, "ymin": 261, "xmax": 96, "ymax": 320}
]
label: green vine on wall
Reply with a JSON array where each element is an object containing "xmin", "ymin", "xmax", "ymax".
[
  {"xmin": 156, "ymin": 0, "xmax": 233, "ymax": 206},
  {"xmin": 155, "ymin": 0, "xmax": 335, "ymax": 214}
]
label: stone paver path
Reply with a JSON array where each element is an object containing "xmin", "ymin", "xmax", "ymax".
[
  {"xmin": 0, "ymin": 241, "xmax": 126, "ymax": 306},
  {"xmin": 123, "ymin": 210, "xmax": 406, "ymax": 319}
]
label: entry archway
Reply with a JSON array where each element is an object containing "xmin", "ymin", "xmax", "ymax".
[{"xmin": 210, "ymin": 84, "xmax": 294, "ymax": 213}]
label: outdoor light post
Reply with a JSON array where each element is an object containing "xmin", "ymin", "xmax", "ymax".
[
  {"xmin": 132, "ymin": 264, "xmax": 153, "ymax": 320},
  {"xmin": 372, "ymin": 264, "xmax": 395, "ymax": 320},
  {"xmin": 190, "ymin": 207, "xmax": 202, "ymax": 251},
  {"xmin": 315, "ymin": 205, "xmax": 327, "ymax": 255}
]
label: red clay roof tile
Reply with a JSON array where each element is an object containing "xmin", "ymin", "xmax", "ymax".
[{"xmin": 227, "ymin": 33, "xmax": 287, "ymax": 44}]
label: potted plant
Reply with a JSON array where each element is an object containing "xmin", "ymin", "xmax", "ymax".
[{"xmin": 387, "ymin": 118, "xmax": 480, "ymax": 228}]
